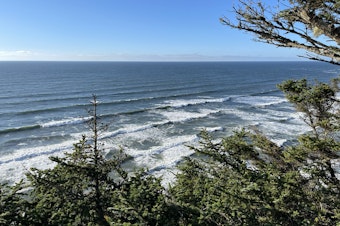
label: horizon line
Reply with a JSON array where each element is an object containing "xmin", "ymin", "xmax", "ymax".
[{"xmin": 0, "ymin": 59, "xmax": 310, "ymax": 63}]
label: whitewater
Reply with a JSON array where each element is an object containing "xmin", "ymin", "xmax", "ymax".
[{"xmin": 0, "ymin": 61, "xmax": 339, "ymax": 184}]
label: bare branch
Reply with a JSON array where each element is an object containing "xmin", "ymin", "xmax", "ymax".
[{"xmin": 222, "ymin": 0, "xmax": 340, "ymax": 65}]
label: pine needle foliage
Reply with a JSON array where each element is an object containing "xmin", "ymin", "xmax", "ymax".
[
  {"xmin": 170, "ymin": 79, "xmax": 340, "ymax": 225},
  {"xmin": 2, "ymin": 1, "xmax": 340, "ymax": 225},
  {"xmin": 25, "ymin": 95, "xmax": 172, "ymax": 225}
]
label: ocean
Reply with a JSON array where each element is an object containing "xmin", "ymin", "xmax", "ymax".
[{"xmin": 0, "ymin": 61, "xmax": 339, "ymax": 184}]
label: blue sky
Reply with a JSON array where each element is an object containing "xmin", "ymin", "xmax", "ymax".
[{"xmin": 0, "ymin": 0, "xmax": 304, "ymax": 61}]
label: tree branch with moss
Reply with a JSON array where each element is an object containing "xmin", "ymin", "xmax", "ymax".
[{"xmin": 221, "ymin": 0, "xmax": 340, "ymax": 64}]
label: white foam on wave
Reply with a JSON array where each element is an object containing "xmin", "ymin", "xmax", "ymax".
[
  {"xmin": 0, "ymin": 140, "xmax": 73, "ymax": 163},
  {"xmin": 150, "ymin": 143, "xmax": 195, "ymax": 188},
  {"xmin": 261, "ymin": 121, "xmax": 309, "ymax": 137},
  {"xmin": 0, "ymin": 140, "xmax": 75, "ymax": 183},
  {"xmin": 131, "ymin": 134, "xmax": 197, "ymax": 186},
  {"xmin": 108, "ymin": 125, "xmax": 195, "ymax": 159},
  {"xmin": 100, "ymin": 108, "xmax": 222, "ymax": 141},
  {"xmin": 100, "ymin": 120, "xmax": 168, "ymax": 140},
  {"xmin": 0, "ymin": 96, "xmax": 315, "ymax": 185},
  {"xmin": 157, "ymin": 108, "xmax": 220, "ymax": 123},
  {"xmin": 233, "ymin": 96, "xmax": 287, "ymax": 107},
  {"xmin": 159, "ymin": 97, "xmax": 229, "ymax": 108},
  {"xmin": 204, "ymin": 126, "xmax": 224, "ymax": 132},
  {"xmin": 41, "ymin": 116, "xmax": 91, "ymax": 128},
  {"xmin": 222, "ymin": 107, "xmax": 309, "ymax": 138},
  {"xmin": 0, "ymin": 152, "xmax": 60, "ymax": 183},
  {"xmin": 271, "ymin": 138, "xmax": 289, "ymax": 147},
  {"xmin": 263, "ymin": 108, "xmax": 296, "ymax": 121},
  {"xmin": 139, "ymin": 134, "xmax": 196, "ymax": 158},
  {"xmin": 222, "ymin": 108, "xmax": 267, "ymax": 122},
  {"xmin": 105, "ymin": 125, "xmax": 197, "ymax": 186}
]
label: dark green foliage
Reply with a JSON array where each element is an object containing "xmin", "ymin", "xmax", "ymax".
[
  {"xmin": 26, "ymin": 146, "xmax": 174, "ymax": 225},
  {"xmin": 105, "ymin": 169, "xmax": 176, "ymax": 226},
  {"xmin": 280, "ymin": 81, "xmax": 340, "ymax": 225},
  {"xmin": 170, "ymin": 131, "xmax": 312, "ymax": 225},
  {"xmin": 26, "ymin": 135, "xmax": 126, "ymax": 225},
  {"xmin": 170, "ymin": 78, "xmax": 340, "ymax": 225},
  {"xmin": 171, "ymin": 131, "xmax": 340, "ymax": 225},
  {"xmin": 2, "ymin": 1, "xmax": 340, "ymax": 225},
  {"xmin": 24, "ymin": 96, "xmax": 174, "ymax": 225},
  {"xmin": 2, "ymin": 82, "xmax": 340, "ymax": 225},
  {"xmin": 0, "ymin": 181, "xmax": 30, "ymax": 225},
  {"xmin": 278, "ymin": 79, "xmax": 340, "ymax": 137}
]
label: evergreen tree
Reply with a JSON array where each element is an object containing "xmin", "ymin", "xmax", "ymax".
[
  {"xmin": 170, "ymin": 78, "xmax": 340, "ymax": 225},
  {"xmin": 2, "ymin": 1, "xmax": 340, "ymax": 225},
  {"xmin": 0, "ymin": 181, "xmax": 30, "ymax": 225},
  {"xmin": 26, "ymin": 95, "xmax": 128, "ymax": 225},
  {"xmin": 171, "ymin": 107, "xmax": 339, "ymax": 225},
  {"xmin": 26, "ymin": 95, "xmax": 172, "ymax": 225},
  {"xmin": 168, "ymin": 1, "xmax": 340, "ymax": 224}
]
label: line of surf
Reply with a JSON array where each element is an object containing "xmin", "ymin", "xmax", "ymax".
[{"xmin": 1, "ymin": 90, "xmax": 221, "ymax": 117}]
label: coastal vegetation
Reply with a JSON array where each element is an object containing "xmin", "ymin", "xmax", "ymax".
[{"xmin": 1, "ymin": 0, "xmax": 340, "ymax": 225}]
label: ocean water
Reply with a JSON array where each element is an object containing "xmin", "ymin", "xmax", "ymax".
[{"xmin": 0, "ymin": 61, "xmax": 339, "ymax": 184}]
